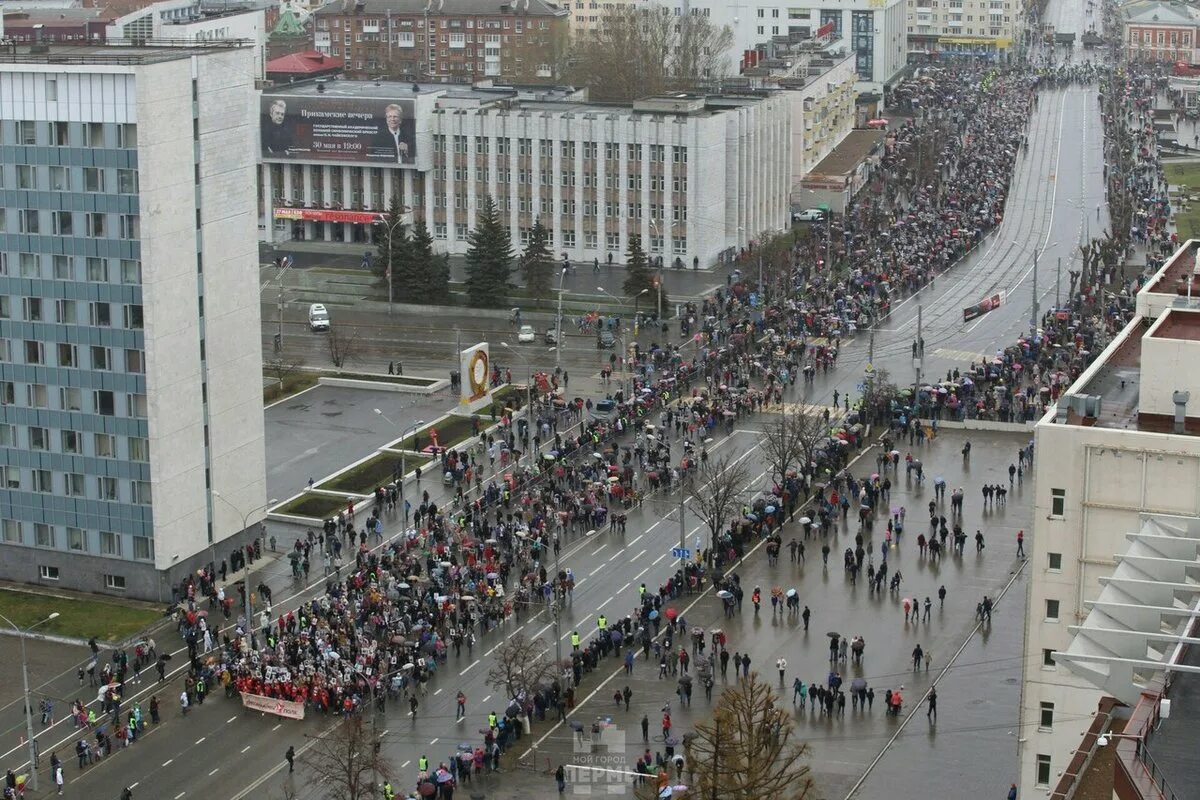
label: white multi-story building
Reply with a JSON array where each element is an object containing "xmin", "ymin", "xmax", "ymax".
[
  {"xmin": 674, "ymin": 0, "xmax": 908, "ymax": 99},
  {"xmin": 260, "ymin": 81, "xmax": 796, "ymax": 265},
  {"xmin": 906, "ymin": 0, "xmax": 1022, "ymax": 61},
  {"xmin": 1019, "ymin": 242, "xmax": 1200, "ymax": 796},
  {"xmin": 565, "ymin": 0, "xmax": 640, "ymax": 36},
  {"xmin": 0, "ymin": 42, "xmax": 266, "ymax": 599},
  {"xmin": 107, "ymin": 0, "xmax": 270, "ymax": 79}
]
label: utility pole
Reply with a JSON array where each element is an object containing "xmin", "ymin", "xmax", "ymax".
[
  {"xmin": 554, "ymin": 267, "xmax": 566, "ymax": 369},
  {"xmin": 1031, "ymin": 249, "xmax": 1039, "ymax": 331},
  {"xmin": 679, "ymin": 479, "xmax": 686, "ymax": 568},
  {"xmin": 1056, "ymin": 256, "xmax": 1062, "ymax": 309},
  {"xmin": 915, "ymin": 305, "xmax": 923, "ymax": 394}
]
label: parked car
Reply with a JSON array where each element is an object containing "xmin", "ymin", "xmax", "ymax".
[
  {"xmin": 545, "ymin": 327, "xmax": 559, "ymax": 345},
  {"xmin": 597, "ymin": 329, "xmax": 616, "ymax": 349},
  {"xmin": 308, "ymin": 303, "xmax": 330, "ymax": 331},
  {"xmin": 517, "ymin": 324, "xmax": 536, "ymax": 343},
  {"xmin": 792, "ymin": 208, "xmax": 827, "ymax": 223}
]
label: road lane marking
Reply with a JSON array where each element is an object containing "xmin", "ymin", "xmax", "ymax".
[
  {"xmin": 209, "ymin": 768, "xmax": 219, "ymax": 776},
  {"xmin": 634, "ymin": 568, "xmax": 649, "ymax": 580},
  {"xmin": 628, "ymin": 534, "xmax": 644, "ymax": 546},
  {"xmin": 196, "ymin": 736, "xmax": 207, "ymax": 744},
  {"xmin": 175, "ymin": 793, "xmax": 186, "ymax": 799},
  {"xmin": 430, "ymin": 737, "xmax": 439, "ymax": 745},
  {"xmin": 271, "ymin": 724, "xmax": 281, "ymax": 732},
  {"xmin": 591, "ymin": 545, "xmax": 607, "ymax": 556},
  {"xmin": 227, "ymin": 716, "xmax": 237, "ymax": 723},
  {"xmin": 460, "ymin": 659, "xmax": 480, "ymax": 676},
  {"xmin": 402, "ymin": 760, "xmax": 411, "ymax": 769},
  {"xmin": 241, "ymin": 745, "xmax": 251, "ymax": 753},
  {"xmin": 434, "ymin": 688, "xmax": 443, "ymax": 696},
  {"xmin": 533, "ymin": 623, "xmax": 552, "ymax": 638},
  {"xmin": 652, "ymin": 553, "xmax": 667, "ymax": 565},
  {"xmin": 162, "ymin": 759, "xmax": 174, "ymax": 767},
  {"xmin": 630, "ymin": 548, "xmax": 647, "ymax": 563},
  {"xmin": 576, "ymin": 577, "xmax": 588, "ymax": 587},
  {"xmin": 618, "ymin": 582, "xmax": 630, "ymax": 593},
  {"xmin": 482, "ymin": 695, "xmax": 492, "ymax": 703}
]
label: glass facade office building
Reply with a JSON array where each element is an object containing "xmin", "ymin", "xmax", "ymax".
[{"xmin": 0, "ymin": 44, "xmax": 266, "ymax": 599}]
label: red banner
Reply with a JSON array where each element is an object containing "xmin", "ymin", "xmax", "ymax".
[
  {"xmin": 817, "ymin": 22, "xmax": 835, "ymax": 38},
  {"xmin": 241, "ymin": 692, "xmax": 306, "ymax": 720},
  {"xmin": 274, "ymin": 207, "xmax": 380, "ymax": 224}
]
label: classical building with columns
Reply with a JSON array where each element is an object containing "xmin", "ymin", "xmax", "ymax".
[{"xmin": 258, "ymin": 80, "xmax": 796, "ymax": 266}]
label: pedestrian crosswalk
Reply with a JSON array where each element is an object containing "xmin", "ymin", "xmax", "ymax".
[
  {"xmin": 933, "ymin": 347, "xmax": 990, "ymax": 364},
  {"xmin": 765, "ymin": 402, "xmax": 841, "ymax": 417}
]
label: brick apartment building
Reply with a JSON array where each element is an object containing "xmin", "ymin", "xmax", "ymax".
[{"xmin": 311, "ymin": 0, "xmax": 568, "ymax": 82}]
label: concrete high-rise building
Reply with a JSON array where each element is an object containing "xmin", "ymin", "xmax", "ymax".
[
  {"xmin": 671, "ymin": 0, "xmax": 908, "ymax": 100},
  {"xmin": 0, "ymin": 42, "xmax": 266, "ymax": 600},
  {"xmin": 1019, "ymin": 241, "xmax": 1200, "ymax": 797},
  {"xmin": 906, "ymin": 0, "xmax": 1024, "ymax": 61}
]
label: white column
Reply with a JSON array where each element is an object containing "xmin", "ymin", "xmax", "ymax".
[
  {"xmin": 641, "ymin": 137, "xmax": 652, "ymax": 259},
  {"xmin": 261, "ymin": 163, "xmax": 274, "ymax": 244},
  {"xmin": 282, "ymin": 165, "xmax": 294, "ymax": 207},
  {"xmin": 551, "ymin": 120, "xmax": 562, "ymax": 256},
  {"xmin": 573, "ymin": 127, "xmax": 584, "ymax": 260},
  {"xmin": 322, "ymin": 166, "xmax": 334, "ymax": 241},
  {"xmin": 363, "ymin": 166, "xmax": 374, "ymax": 210},
  {"xmin": 616, "ymin": 122, "xmax": 628, "ymax": 256},
  {"xmin": 341, "ymin": 168, "xmax": 352, "ymax": 241}
]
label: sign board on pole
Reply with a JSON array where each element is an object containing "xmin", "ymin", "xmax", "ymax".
[
  {"xmin": 241, "ymin": 692, "xmax": 305, "ymax": 720},
  {"xmin": 671, "ymin": 547, "xmax": 691, "ymax": 559},
  {"xmin": 460, "ymin": 343, "xmax": 491, "ymax": 404}
]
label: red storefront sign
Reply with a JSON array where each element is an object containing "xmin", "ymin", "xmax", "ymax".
[{"xmin": 274, "ymin": 207, "xmax": 381, "ymax": 224}]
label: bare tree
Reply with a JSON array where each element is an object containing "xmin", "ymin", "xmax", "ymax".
[
  {"xmin": 327, "ymin": 327, "xmax": 362, "ymax": 369},
  {"xmin": 567, "ymin": 4, "xmax": 732, "ymax": 102},
  {"xmin": 264, "ymin": 355, "xmax": 306, "ymax": 390},
  {"xmin": 687, "ymin": 450, "xmax": 750, "ymax": 552},
  {"xmin": 760, "ymin": 410, "xmax": 803, "ymax": 489},
  {"xmin": 486, "ymin": 632, "xmax": 558, "ymax": 703},
  {"xmin": 303, "ymin": 717, "xmax": 391, "ymax": 800},
  {"xmin": 637, "ymin": 673, "xmax": 814, "ymax": 800}
]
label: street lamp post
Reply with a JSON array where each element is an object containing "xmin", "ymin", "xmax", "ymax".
[
  {"xmin": 1014, "ymin": 240, "xmax": 1057, "ymax": 332},
  {"xmin": 0, "ymin": 611, "xmax": 60, "ymax": 791},
  {"xmin": 212, "ymin": 493, "xmax": 278, "ymax": 649},
  {"xmin": 500, "ymin": 343, "xmax": 535, "ymax": 469},
  {"xmin": 374, "ymin": 410, "xmax": 424, "ymax": 525},
  {"xmin": 554, "ymin": 266, "xmax": 568, "ymax": 370},
  {"xmin": 375, "ymin": 213, "xmax": 406, "ymax": 316}
]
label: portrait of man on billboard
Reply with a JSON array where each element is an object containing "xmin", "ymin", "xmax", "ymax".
[
  {"xmin": 376, "ymin": 102, "xmax": 416, "ymax": 164},
  {"xmin": 263, "ymin": 99, "xmax": 292, "ymax": 155}
]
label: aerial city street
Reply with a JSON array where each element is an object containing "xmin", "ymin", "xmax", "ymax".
[{"xmin": 0, "ymin": 0, "xmax": 1188, "ymax": 796}]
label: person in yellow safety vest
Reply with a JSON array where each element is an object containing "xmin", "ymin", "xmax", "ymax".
[
  {"xmin": 571, "ymin": 631, "xmax": 581, "ymax": 650},
  {"xmin": 487, "ymin": 712, "xmax": 498, "ymax": 729},
  {"xmin": 382, "ymin": 781, "xmax": 395, "ymax": 800},
  {"xmin": 418, "ymin": 755, "xmax": 429, "ymax": 773},
  {"xmin": 639, "ymin": 584, "xmax": 646, "ymax": 600},
  {"xmin": 597, "ymin": 615, "xmax": 608, "ymax": 631}
]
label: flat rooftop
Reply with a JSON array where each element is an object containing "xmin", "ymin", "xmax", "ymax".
[
  {"xmin": 0, "ymin": 41, "xmax": 249, "ymax": 64},
  {"xmin": 1148, "ymin": 642, "xmax": 1200, "ymax": 794},
  {"xmin": 1144, "ymin": 241, "xmax": 1196, "ymax": 294},
  {"xmin": 1065, "ymin": 320, "xmax": 1145, "ymax": 430},
  {"xmin": 808, "ymin": 129, "xmax": 884, "ymax": 178},
  {"xmin": 1150, "ymin": 306, "xmax": 1200, "ymax": 340}
]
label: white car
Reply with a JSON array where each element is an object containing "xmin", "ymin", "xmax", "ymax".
[
  {"xmin": 308, "ymin": 303, "xmax": 330, "ymax": 331},
  {"xmin": 792, "ymin": 208, "xmax": 827, "ymax": 223},
  {"xmin": 517, "ymin": 324, "xmax": 536, "ymax": 343}
]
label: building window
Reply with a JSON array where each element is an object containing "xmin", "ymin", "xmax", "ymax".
[
  {"xmin": 132, "ymin": 535, "xmax": 153, "ymax": 561},
  {"xmin": 1035, "ymin": 755, "xmax": 1051, "ymax": 786},
  {"xmin": 1047, "ymin": 552, "xmax": 1062, "ymax": 571},
  {"xmin": 1, "ymin": 519, "xmax": 19, "ymax": 542},
  {"xmin": 23, "ymin": 340, "xmax": 43, "ymax": 365},
  {"xmin": 99, "ymin": 530, "xmax": 121, "ymax": 555},
  {"xmin": 0, "ymin": 467, "xmax": 18, "ymax": 490},
  {"xmin": 57, "ymin": 343, "xmax": 77, "ymax": 367},
  {"xmin": 1045, "ymin": 599, "xmax": 1059, "ymax": 621},
  {"xmin": 97, "ymin": 477, "xmax": 118, "ymax": 502},
  {"xmin": 91, "ymin": 346, "xmax": 111, "ymax": 371},
  {"xmin": 32, "ymin": 469, "xmax": 52, "ymax": 493},
  {"xmin": 123, "ymin": 305, "xmax": 143, "ymax": 330},
  {"xmin": 104, "ymin": 574, "xmax": 127, "ymax": 591},
  {"xmin": 83, "ymin": 168, "xmax": 104, "ymax": 193},
  {"xmin": 1050, "ymin": 488, "xmax": 1065, "ymax": 517},
  {"xmin": 94, "ymin": 390, "xmax": 115, "ymax": 416},
  {"xmin": 60, "ymin": 387, "xmax": 81, "ymax": 412},
  {"xmin": 28, "ymin": 427, "xmax": 49, "ymax": 451},
  {"xmin": 121, "ymin": 260, "xmax": 142, "ymax": 285},
  {"xmin": 67, "ymin": 528, "xmax": 86, "ymax": 552},
  {"xmin": 65, "ymin": 473, "xmax": 85, "ymax": 497},
  {"xmin": 1042, "ymin": 648, "xmax": 1056, "ymax": 668},
  {"xmin": 39, "ymin": 565, "xmax": 59, "ymax": 581},
  {"xmin": 94, "ymin": 433, "xmax": 116, "ymax": 458},
  {"xmin": 131, "ymin": 480, "xmax": 152, "ymax": 505},
  {"xmin": 125, "ymin": 349, "xmax": 145, "ymax": 374},
  {"xmin": 1039, "ymin": 702, "xmax": 1054, "ymax": 730},
  {"xmin": 34, "ymin": 523, "xmax": 54, "ymax": 548},
  {"xmin": 61, "ymin": 430, "xmax": 81, "ymax": 454}
]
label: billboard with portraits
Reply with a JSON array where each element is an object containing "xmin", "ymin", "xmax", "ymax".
[{"xmin": 261, "ymin": 96, "xmax": 417, "ymax": 165}]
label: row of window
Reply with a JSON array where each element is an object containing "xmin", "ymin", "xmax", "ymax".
[
  {"xmin": 0, "ymin": 254, "xmax": 142, "ymax": 285},
  {"xmin": 432, "ymin": 168, "xmax": 686, "ymax": 193},
  {"xmin": 0, "ymin": 383, "xmax": 147, "ymax": 419},
  {"xmin": 36, "ymin": 564, "xmax": 128, "ymax": 590},
  {"xmin": 429, "ymin": 223, "xmax": 687, "ymax": 254},
  {"xmin": 319, "ymin": 15, "xmax": 550, "ymax": 31},
  {"xmin": 432, "ymin": 136, "xmax": 687, "ymax": 164},
  {"xmin": 3, "ymin": 164, "xmax": 138, "ymax": 194},
  {"xmin": 432, "ymin": 193, "xmax": 689, "ymax": 220},
  {"xmin": 0, "ymin": 467, "xmax": 150, "ymax": 503},
  {"xmin": 0, "ymin": 209, "xmax": 139, "ymax": 240},
  {"xmin": 3, "ymin": 121, "xmax": 137, "ymax": 149},
  {"xmin": 0, "ymin": 425, "xmax": 148, "ymax": 461},
  {"xmin": 0, "ymin": 340, "xmax": 144, "ymax": 373},
  {"xmin": 0, "ymin": 296, "xmax": 143, "ymax": 329},
  {"xmin": 2, "ymin": 519, "xmax": 151, "ymax": 559},
  {"xmin": 1130, "ymin": 29, "xmax": 1193, "ymax": 46}
]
